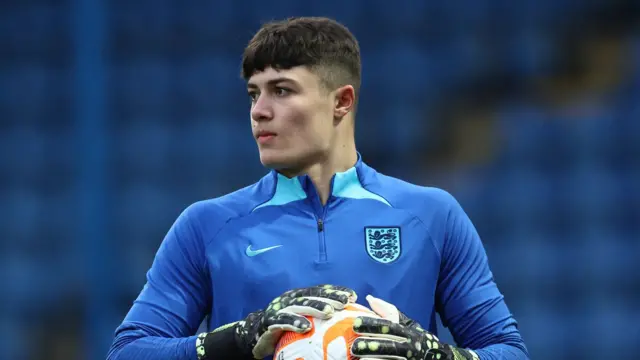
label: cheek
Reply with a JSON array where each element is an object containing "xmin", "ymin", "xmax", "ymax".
[
  {"xmin": 276, "ymin": 100, "xmax": 330, "ymax": 148},
  {"xmin": 290, "ymin": 120, "xmax": 318, "ymax": 147},
  {"xmin": 286, "ymin": 108, "xmax": 315, "ymax": 139}
]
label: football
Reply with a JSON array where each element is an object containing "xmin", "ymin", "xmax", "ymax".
[{"xmin": 274, "ymin": 303, "xmax": 380, "ymax": 360}]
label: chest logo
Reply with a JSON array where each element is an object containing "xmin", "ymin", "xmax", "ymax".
[
  {"xmin": 364, "ymin": 227, "xmax": 401, "ymax": 264},
  {"xmin": 245, "ymin": 245, "xmax": 282, "ymax": 257}
]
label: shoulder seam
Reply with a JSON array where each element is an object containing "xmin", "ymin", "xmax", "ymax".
[
  {"xmin": 194, "ymin": 172, "xmax": 277, "ymax": 246},
  {"xmin": 185, "ymin": 205, "xmax": 249, "ymax": 263},
  {"xmin": 201, "ymin": 212, "xmax": 248, "ymax": 249},
  {"xmin": 400, "ymin": 208, "xmax": 442, "ymax": 261},
  {"xmin": 355, "ymin": 167, "xmax": 395, "ymax": 208},
  {"xmin": 358, "ymin": 172, "xmax": 443, "ymax": 261}
]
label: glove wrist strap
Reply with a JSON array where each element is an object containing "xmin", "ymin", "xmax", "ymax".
[{"xmin": 196, "ymin": 323, "xmax": 254, "ymax": 360}]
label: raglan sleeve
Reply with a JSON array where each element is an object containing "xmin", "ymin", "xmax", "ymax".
[
  {"xmin": 106, "ymin": 203, "xmax": 213, "ymax": 360},
  {"xmin": 434, "ymin": 191, "xmax": 530, "ymax": 359}
]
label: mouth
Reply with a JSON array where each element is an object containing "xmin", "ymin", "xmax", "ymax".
[{"xmin": 256, "ymin": 131, "xmax": 277, "ymax": 144}]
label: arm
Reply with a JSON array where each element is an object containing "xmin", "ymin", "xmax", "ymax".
[
  {"xmin": 435, "ymin": 193, "xmax": 529, "ymax": 359},
  {"xmin": 106, "ymin": 204, "xmax": 212, "ymax": 360},
  {"xmin": 106, "ymin": 202, "xmax": 360, "ymax": 360}
]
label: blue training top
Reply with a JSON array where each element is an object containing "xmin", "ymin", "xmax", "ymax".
[{"xmin": 107, "ymin": 156, "xmax": 529, "ymax": 360}]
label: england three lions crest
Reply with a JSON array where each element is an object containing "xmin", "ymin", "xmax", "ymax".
[{"xmin": 365, "ymin": 227, "xmax": 401, "ymax": 264}]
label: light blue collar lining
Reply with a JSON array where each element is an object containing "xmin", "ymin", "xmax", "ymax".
[
  {"xmin": 253, "ymin": 162, "xmax": 390, "ymax": 211},
  {"xmin": 332, "ymin": 167, "xmax": 390, "ymax": 206},
  {"xmin": 253, "ymin": 173, "xmax": 307, "ymax": 211}
]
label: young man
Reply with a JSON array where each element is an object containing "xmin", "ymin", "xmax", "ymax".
[{"xmin": 107, "ymin": 17, "xmax": 529, "ymax": 360}]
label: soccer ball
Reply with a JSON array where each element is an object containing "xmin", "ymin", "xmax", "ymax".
[{"xmin": 274, "ymin": 303, "xmax": 380, "ymax": 360}]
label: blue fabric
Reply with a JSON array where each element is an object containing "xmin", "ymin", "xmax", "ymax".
[{"xmin": 106, "ymin": 157, "xmax": 528, "ymax": 359}]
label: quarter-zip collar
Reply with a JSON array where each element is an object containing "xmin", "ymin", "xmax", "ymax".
[{"xmin": 253, "ymin": 153, "xmax": 390, "ymax": 213}]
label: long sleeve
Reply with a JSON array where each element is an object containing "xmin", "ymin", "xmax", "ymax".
[
  {"xmin": 435, "ymin": 193, "xmax": 529, "ymax": 360},
  {"xmin": 106, "ymin": 204, "xmax": 212, "ymax": 360}
]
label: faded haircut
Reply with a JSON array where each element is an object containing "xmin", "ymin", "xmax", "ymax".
[{"xmin": 241, "ymin": 17, "xmax": 361, "ymax": 99}]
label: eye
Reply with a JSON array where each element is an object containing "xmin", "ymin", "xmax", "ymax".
[
  {"xmin": 274, "ymin": 87, "xmax": 291, "ymax": 97},
  {"xmin": 248, "ymin": 91, "xmax": 259, "ymax": 103}
]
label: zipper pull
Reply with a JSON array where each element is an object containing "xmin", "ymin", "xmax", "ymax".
[{"xmin": 317, "ymin": 219, "xmax": 324, "ymax": 232}]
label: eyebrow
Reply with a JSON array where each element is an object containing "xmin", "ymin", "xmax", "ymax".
[{"xmin": 247, "ymin": 77, "xmax": 297, "ymax": 89}]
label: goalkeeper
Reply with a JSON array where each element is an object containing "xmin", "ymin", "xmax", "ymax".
[{"xmin": 107, "ymin": 17, "xmax": 529, "ymax": 360}]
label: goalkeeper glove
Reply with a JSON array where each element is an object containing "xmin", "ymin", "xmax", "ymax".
[
  {"xmin": 196, "ymin": 284, "xmax": 357, "ymax": 360},
  {"xmin": 350, "ymin": 295, "xmax": 479, "ymax": 360}
]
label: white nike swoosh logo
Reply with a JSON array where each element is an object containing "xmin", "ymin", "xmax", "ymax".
[{"xmin": 245, "ymin": 245, "xmax": 282, "ymax": 257}]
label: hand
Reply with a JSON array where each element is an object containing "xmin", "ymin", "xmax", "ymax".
[
  {"xmin": 196, "ymin": 284, "xmax": 357, "ymax": 360},
  {"xmin": 350, "ymin": 295, "xmax": 478, "ymax": 360},
  {"xmin": 239, "ymin": 284, "xmax": 358, "ymax": 358}
]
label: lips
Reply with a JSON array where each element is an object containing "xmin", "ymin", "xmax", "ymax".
[
  {"xmin": 256, "ymin": 131, "xmax": 277, "ymax": 144},
  {"xmin": 256, "ymin": 130, "xmax": 277, "ymax": 139}
]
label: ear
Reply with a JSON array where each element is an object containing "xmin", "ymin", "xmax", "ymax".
[{"xmin": 333, "ymin": 85, "xmax": 355, "ymax": 120}]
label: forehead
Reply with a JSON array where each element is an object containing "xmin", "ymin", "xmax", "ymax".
[{"xmin": 247, "ymin": 66, "xmax": 321, "ymax": 88}]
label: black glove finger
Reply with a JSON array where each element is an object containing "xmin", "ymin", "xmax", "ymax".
[
  {"xmin": 352, "ymin": 335, "xmax": 445, "ymax": 360},
  {"xmin": 275, "ymin": 297, "xmax": 338, "ymax": 319},
  {"xmin": 352, "ymin": 316, "xmax": 411, "ymax": 339},
  {"xmin": 351, "ymin": 337, "xmax": 410, "ymax": 358},
  {"xmin": 263, "ymin": 311, "xmax": 313, "ymax": 333},
  {"xmin": 315, "ymin": 284, "xmax": 358, "ymax": 301},
  {"xmin": 283, "ymin": 285, "xmax": 356, "ymax": 305}
]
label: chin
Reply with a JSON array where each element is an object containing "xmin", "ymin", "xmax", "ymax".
[
  {"xmin": 258, "ymin": 151, "xmax": 289, "ymax": 169},
  {"xmin": 259, "ymin": 149, "xmax": 306, "ymax": 172}
]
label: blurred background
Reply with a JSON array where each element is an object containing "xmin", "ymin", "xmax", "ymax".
[{"xmin": 2, "ymin": 0, "xmax": 639, "ymax": 359}]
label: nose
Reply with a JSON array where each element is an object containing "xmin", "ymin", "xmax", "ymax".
[{"xmin": 250, "ymin": 95, "xmax": 273, "ymax": 122}]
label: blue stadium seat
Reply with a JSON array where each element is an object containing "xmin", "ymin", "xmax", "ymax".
[
  {"xmin": 111, "ymin": 60, "xmax": 173, "ymax": 116},
  {"xmin": 110, "ymin": 0, "xmax": 175, "ymax": 43},
  {"xmin": 365, "ymin": 41, "xmax": 433, "ymax": 102},
  {"xmin": 1, "ymin": 65, "xmax": 51, "ymax": 118},
  {"xmin": 495, "ymin": 103, "xmax": 547, "ymax": 164},
  {"xmin": 377, "ymin": 104, "xmax": 433, "ymax": 158},
  {"xmin": 0, "ymin": 4, "xmax": 67, "ymax": 54},
  {"xmin": 116, "ymin": 183, "xmax": 178, "ymax": 238},
  {"xmin": 504, "ymin": 30, "xmax": 555, "ymax": 78},
  {"xmin": 0, "ymin": 127, "xmax": 48, "ymax": 180},
  {"xmin": 179, "ymin": 118, "xmax": 239, "ymax": 168},
  {"xmin": 241, "ymin": 1, "xmax": 308, "ymax": 31},
  {"xmin": 367, "ymin": 0, "xmax": 432, "ymax": 31},
  {"xmin": 567, "ymin": 112, "xmax": 618, "ymax": 163},
  {"xmin": 517, "ymin": 308, "xmax": 569, "ymax": 358},
  {"xmin": 3, "ymin": 253, "xmax": 74, "ymax": 313},
  {"xmin": 490, "ymin": 168, "xmax": 550, "ymax": 224},
  {"xmin": 176, "ymin": 56, "xmax": 245, "ymax": 115},
  {"xmin": 436, "ymin": 37, "xmax": 489, "ymax": 87},
  {"xmin": 2, "ymin": 188, "xmax": 41, "ymax": 243},
  {"xmin": 566, "ymin": 165, "xmax": 622, "ymax": 224},
  {"xmin": 630, "ymin": 34, "xmax": 640, "ymax": 89},
  {"xmin": 307, "ymin": 2, "xmax": 362, "ymax": 26},
  {"xmin": 180, "ymin": 2, "xmax": 238, "ymax": 39},
  {"xmin": 118, "ymin": 120, "xmax": 174, "ymax": 174},
  {"xmin": 0, "ymin": 319, "xmax": 28, "ymax": 360},
  {"xmin": 616, "ymin": 100, "xmax": 640, "ymax": 160}
]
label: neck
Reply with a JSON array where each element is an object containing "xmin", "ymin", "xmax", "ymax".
[
  {"xmin": 305, "ymin": 143, "xmax": 358, "ymax": 205},
  {"xmin": 280, "ymin": 134, "xmax": 357, "ymax": 205}
]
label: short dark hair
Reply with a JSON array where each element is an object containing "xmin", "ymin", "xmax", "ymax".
[{"xmin": 241, "ymin": 17, "xmax": 361, "ymax": 97}]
